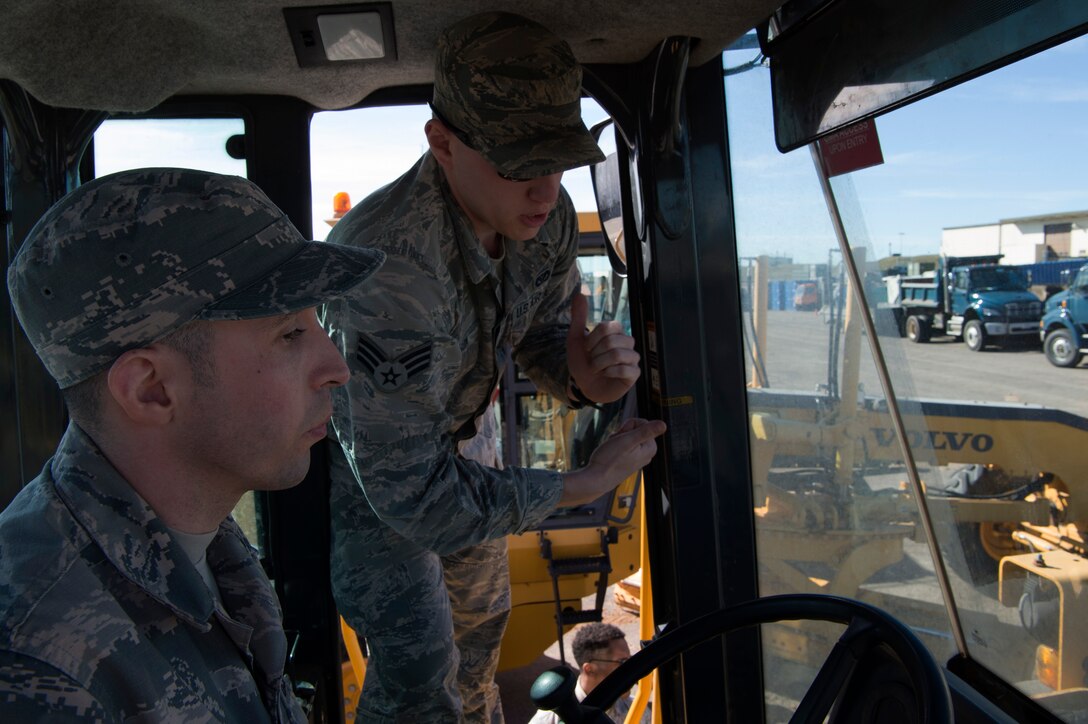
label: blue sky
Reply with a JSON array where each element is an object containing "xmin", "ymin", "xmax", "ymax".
[
  {"xmin": 724, "ymin": 34, "xmax": 1088, "ymax": 262},
  {"xmin": 94, "ymin": 35, "xmax": 1087, "ymax": 264},
  {"xmin": 94, "ymin": 102, "xmax": 606, "ymax": 244},
  {"xmin": 306, "ymin": 100, "xmax": 608, "ymax": 240}
]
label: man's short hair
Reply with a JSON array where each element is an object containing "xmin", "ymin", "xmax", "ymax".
[
  {"xmin": 61, "ymin": 373, "xmax": 105, "ymax": 427},
  {"xmin": 571, "ymin": 622, "xmax": 627, "ymax": 667},
  {"xmin": 61, "ymin": 320, "xmax": 215, "ymax": 427},
  {"xmin": 160, "ymin": 320, "xmax": 216, "ymax": 387}
]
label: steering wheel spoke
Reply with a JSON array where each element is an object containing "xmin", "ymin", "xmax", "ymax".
[{"xmin": 789, "ymin": 618, "xmax": 881, "ymax": 724}]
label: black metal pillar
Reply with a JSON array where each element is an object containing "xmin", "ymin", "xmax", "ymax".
[
  {"xmin": 590, "ymin": 45, "xmax": 764, "ymax": 721},
  {"xmin": 239, "ymin": 96, "xmax": 345, "ymax": 724},
  {"xmin": 1, "ymin": 80, "xmax": 103, "ymax": 506}
]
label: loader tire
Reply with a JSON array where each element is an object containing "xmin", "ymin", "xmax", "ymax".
[{"xmin": 949, "ymin": 522, "xmax": 999, "ymax": 587}]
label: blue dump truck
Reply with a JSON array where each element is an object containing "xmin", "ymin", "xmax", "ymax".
[
  {"xmin": 885, "ymin": 254, "xmax": 1043, "ymax": 350},
  {"xmin": 1040, "ymin": 263, "xmax": 1088, "ymax": 367}
]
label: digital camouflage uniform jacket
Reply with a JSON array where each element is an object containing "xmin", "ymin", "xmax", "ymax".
[
  {"xmin": 323, "ymin": 152, "xmax": 576, "ymax": 556},
  {"xmin": 0, "ymin": 424, "xmax": 305, "ymax": 723}
]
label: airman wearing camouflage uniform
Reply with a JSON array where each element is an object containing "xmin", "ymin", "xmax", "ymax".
[
  {"xmin": 323, "ymin": 12, "xmax": 664, "ymax": 723},
  {"xmin": 0, "ymin": 168, "xmax": 383, "ymax": 723}
]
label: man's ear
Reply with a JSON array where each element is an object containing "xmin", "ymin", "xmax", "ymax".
[
  {"xmin": 106, "ymin": 347, "xmax": 178, "ymax": 425},
  {"xmin": 425, "ymin": 118, "xmax": 455, "ymax": 170}
]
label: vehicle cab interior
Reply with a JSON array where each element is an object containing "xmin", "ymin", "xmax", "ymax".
[{"xmin": 3, "ymin": 1, "xmax": 1087, "ymax": 722}]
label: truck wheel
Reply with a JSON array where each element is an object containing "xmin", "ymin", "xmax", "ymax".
[
  {"xmin": 940, "ymin": 465, "xmax": 1025, "ymax": 590},
  {"xmin": 1044, "ymin": 328, "xmax": 1082, "ymax": 368},
  {"xmin": 905, "ymin": 315, "xmax": 929, "ymax": 343},
  {"xmin": 964, "ymin": 320, "xmax": 986, "ymax": 351}
]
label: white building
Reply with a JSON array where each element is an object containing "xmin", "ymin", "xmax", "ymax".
[{"xmin": 941, "ymin": 210, "xmax": 1088, "ymax": 265}]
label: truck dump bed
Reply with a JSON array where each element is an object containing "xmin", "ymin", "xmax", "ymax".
[{"xmin": 886, "ymin": 272, "xmax": 940, "ymax": 308}]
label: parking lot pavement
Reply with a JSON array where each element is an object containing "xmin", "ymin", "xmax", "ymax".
[{"xmin": 755, "ymin": 310, "xmax": 1088, "ymax": 420}]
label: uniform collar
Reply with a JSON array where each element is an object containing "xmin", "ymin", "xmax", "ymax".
[
  {"xmin": 427, "ymin": 155, "xmax": 492, "ymax": 286},
  {"xmin": 48, "ymin": 424, "xmax": 291, "ymax": 695},
  {"xmin": 207, "ymin": 522, "xmax": 290, "ymax": 687},
  {"xmin": 51, "ymin": 424, "xmax": 217, "ymax": 627}
]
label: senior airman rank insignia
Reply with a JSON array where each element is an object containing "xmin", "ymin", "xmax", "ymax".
[{"xmin": 356, "ymin": 334, "xmax": 431, "ymax": 392}]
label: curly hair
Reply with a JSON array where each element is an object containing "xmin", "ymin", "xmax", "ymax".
[{"xmin": 571, "ymin": 622, "xmax": 627, "ymax": 667}]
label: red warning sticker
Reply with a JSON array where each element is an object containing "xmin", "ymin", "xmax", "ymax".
[{"xmin": 818, "ymin": 118, "xmax": 884, "ymax": 177}]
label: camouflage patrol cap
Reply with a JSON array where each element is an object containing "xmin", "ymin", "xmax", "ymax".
[
  {"xmin": 8, "ymin": 168, "xmax": 385, "ymax": 388},
  {"xmin": 432, "ymin": 11, "xmax": 605, "ymax": 180}
]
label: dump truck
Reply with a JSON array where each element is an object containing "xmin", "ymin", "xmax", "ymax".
[
  {"xmin": 1040, "ymin": 263, "xmax": 1088, "ymax": 368},
  {"xmin": 885, "ymin": 254, "xmax": 1044, "ymax": 350}
]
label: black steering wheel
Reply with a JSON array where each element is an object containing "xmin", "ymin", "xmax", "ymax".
[{"xmin": 530, "ymin": 593, "xmax": 952, "ymax": 724}]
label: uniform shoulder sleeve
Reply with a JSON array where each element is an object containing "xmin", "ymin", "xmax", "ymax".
[
  {"xmin": 321, "ymin": 225, "xmax": 564, "ymax": 553},
  {"xmin": 0, "ymin": 650, "xmax": 113, "ymax": 723}
]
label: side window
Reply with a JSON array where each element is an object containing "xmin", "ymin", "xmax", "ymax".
[
  {"xmin": 309, "ymin": 105, "xmax": 433, "ymax": 241},
  {"xmin": 727, "ymin": 33, "xmax": 1088, "ymax": 721},
  {"xmin": 93, "ymin": 118, "xmax": 245, "ymax": 177},
  {"xmin": 310, "ymin": 100, "xmax": 616, "ymax": 478},
  {"xmin": 91, "ymin": 117, "xmax": 253, "ymax": 540},
  {"xmin": 308, "ymin": 102, "xmax": 605, "ymax": 243}
]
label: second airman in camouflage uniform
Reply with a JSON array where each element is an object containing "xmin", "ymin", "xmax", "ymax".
[
  {"xmin": 0, "ymin": 168, "xmax": 383, "ymax": 723},
  {"xmin": 323, "ymin": 12, "xmax": 665, "ymax": 723}
]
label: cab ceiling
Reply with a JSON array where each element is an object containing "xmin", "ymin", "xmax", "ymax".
[{"xmin": 0, "ymin": 0, "xmax": 781, "ymax": 113}]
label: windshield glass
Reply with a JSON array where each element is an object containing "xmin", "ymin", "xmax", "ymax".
[
  {"xmin": 726, "ymin": 31, "xmax": 1088, "ymax": 723},
  {"xmin": 971, "ymin": 267, "xmax": 1029, "ymax": 292}
]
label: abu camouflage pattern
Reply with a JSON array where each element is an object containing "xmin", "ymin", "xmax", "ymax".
[
  {"xmin": 0, "ymin": 424, "xmax": 305, "ymax": 723},
  {"xmin": 321, "ymin": 151, "xmax": 579, "ymax": 720},
  {"xmin": 323, "ymin": 152, "xmax": 573, "ymax": 553},
  {"xmin": 7, "ymin": 167, "xmax": 383, "ymax": 389},
  {"xmin": 442, "ymin": 535, "xmax": 509, "ymax": 723},
  {"xmin": 325, "ymin": 500, "xmax": 512, "ymax": 723},
  {"xmin": 432, "ymin": 11, "xmax": 605, "ymax": 180}
]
